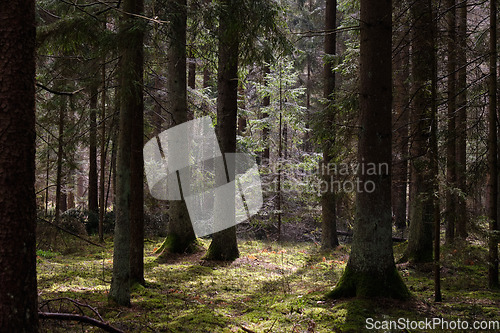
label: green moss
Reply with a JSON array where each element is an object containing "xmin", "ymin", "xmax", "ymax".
[
  {"xmin": 327, "ymin": 265, "xmax": 410, "ymax": 299},
  {"xmin": 37, "ymin": 237, "xmax": 500, "ymax": 332},
  {"xmin": 155, "ymin": 234, "xmax": 202, "ymax": 256}
]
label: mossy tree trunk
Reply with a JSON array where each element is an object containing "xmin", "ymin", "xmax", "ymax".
[
  {"xmin": 109, "ymin": 0, "xmax": 144, "ymax": 306},
  {"xmin": 0, "ymin": 0, "xmax": 39, "ymax": 330},
  {"xmin": 401, "ymin": 0, "xmax": 435, "ymax": 264},
  {"xmin": 204, "ymin": 0, "xmax": 240, "ymax": 261},
  {"xmin": 160, "ymin": 0, "xmax": 198, "ymax": 256},
  {"xmin": 321, "ymin": 0, "xmax": 339, "ymax": 250},
  {"xmin": 329, "ymin": 0, "xmax": 409, "ymax": 299}
]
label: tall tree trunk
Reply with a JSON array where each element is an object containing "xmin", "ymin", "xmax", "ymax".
[
  {"xmin": 158, "ymin": 0, "xmax": 198, "ymax": 256},
  {"xmin": 0, "ymin": 0, "xmax": 39, "ymax": 330},
  {"xmin": 261, "ymin": 65, "xmax": 271, "ymax": 164},
  {"xmin": 129, "ymin": 9, "xmax": 145, "ymax": 282},
  {"xmin": 329, "ymin": 0, "xmax": 409, "ymax": 299},
  {"xmin": 45, "ymin": 134, "xmax": 51, "ymax": 215},
  {"xmin": 130, "ymin": 89, "xmax": 145, "ymax": 284},
  {"xmin": 109, "ymin": 0, "xmax": 144, "ymax": 306},
  {"xmin": 487, "ymin": 0, "xmax": 499, "ymax": 289},
  {"xmin": 445, "ymin": 0, "xmax": 457, "ymax": 243},
  {"xmin": 304, "ymin": 59, "xmax": 312, "ymax": 152},
  {"xmin": 321, "ymin": 0, "xmax": 339, "ymax": 250},
  {"xmin": 455, "ymin": 0, "xmax": 468, "ymax": 239},
  {"xmin": 392, "ymin": 13, "xmax": 410, "ymax": 232},
  {"xmin": 55, "ymin": 98, "xmax": 65, "ymax": 224},
  {"xmin": 204, "ymin": 0, "xmax": 240, "ymax": 261},
  {"xmin": 129, "ymin": 23, "xmax": 145, "ymax": 285},
  {"xmin": 89, "ymin": 86, "xmax": 99, "ymax": 220},
  {"xmin": 99, "ymin": 64, "xmax": 107, "ymax": 243},
  {"xmin": 402, "ymin": 0, "xmax": 435, "ymax": 263},
  {"xmin": 430, "ymin": 6, "xmax": 441, "ymax": 301},
  {"xmin": 202, "ymin": 0, "xmax": 212, "ymax": 89}
]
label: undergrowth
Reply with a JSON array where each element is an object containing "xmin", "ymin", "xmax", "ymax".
[{"xmin": 38, "ymin": 236, "xmax": 500, "ymax": 332}]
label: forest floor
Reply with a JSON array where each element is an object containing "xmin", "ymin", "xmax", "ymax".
[{"xmin": 37, "ymin": 234, "xmax": 500, "ymax": 332}]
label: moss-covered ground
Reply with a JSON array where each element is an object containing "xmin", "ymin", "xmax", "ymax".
[{"xmin": 38, "ymin": 237, "xmax": 499, "ymax": 332}]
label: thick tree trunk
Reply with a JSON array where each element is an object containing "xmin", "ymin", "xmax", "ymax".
[
  {"xmin": 129, "ymin": 45, "xmax": 145, "ymax": 285},
  {"xmin": 204, "ymin": 0, "xmax": 240, "ymax": 261},
  {"xmin": 392, "ymin": 18, "xmax": 410, "ymax": 232},
  {"xmin": 445, "ymin": 0, "xmax": 457, "ymax": 243},
  {"xmin": 159, "ymin": 0, "xmax": 198, "ymax": 256},
  {"xmin": 402, "ymin": 0, "xmax": 435, "ymax": 263},
  {"xmin": 321, "ymin": 0, "xmax": 339, "ymax": 250},
  {"xmin": 99, "ymin": 65, "xmax": 107, "ymax": 243},
  {"xmin": 487, "ymin": 0, "xmax": 499, "ymax": 289},
  {"xmin": 109, "ymin": 0, "xmax": 144, "ymax": 306},
  {"xmin": 0, "ymin": 0, "xmax": 39, "ymax": 330},
  {"xmin": 329, "ymin": 0, "xmax": 409, "ymax": 299},
  {"xmin": 455, "ymin": 0, "xmax": 468, "ymax": 239},
  {"xmin": 430, "ymin": 8, "xmax": 442, "ymax": 301}
]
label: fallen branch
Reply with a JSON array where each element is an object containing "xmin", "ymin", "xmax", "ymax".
[
  {"xmin": 336, "ymin": 230, "xmax": 406, "ymax": 243},
  {"xmin": 39, "ymin": 312, "xmax": 124, "ymax": 333},
  {"xmin": 37, "ymin": 217, "xmax": 105, "ymax": 248},
  {"xmin": 39, "ymin": 297, "xmax": 104, "ymax": 322}
]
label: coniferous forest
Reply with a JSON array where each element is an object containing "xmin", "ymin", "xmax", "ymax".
[{"xmin": 2, "ymin": 0, "xmax": 500, "ymax": 331}]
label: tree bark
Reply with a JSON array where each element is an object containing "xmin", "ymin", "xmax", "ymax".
[
  {"xmin": 188, "ymin": 51, "xmax": 196, "ymax": 90},
  {"xmin": 445, "ymin": 0, "xmax": 457, "ymax": 243},
  {"xmin": 402, "ymin": 0, "xmax": 435, "ymax": 263},
  {"xmin": 99, "ymin": 64, "xmax": 107, "ymax": 243},
  {"xmin": 159, "ymin": 0, "xmax": 198, "ymax": 256},
  {"xmin": 392, "ymin": 13, "xmax": 410, "ymax": 232},
  {"xmin": 129, "ymin": 45, "xmax": 145, "ymax": 285},
  {"xmin": 455, "ymin": 0, "xmax": 468, "ymax": 239},
  {"xmin": 487, "ymin": 0, "xmax": 499, "ymax": 289},
  {"xmin": 204, "ymin": 0, "xmax": 240, "ymax": 261},
  {"xmin": 0, "ymin": 0, "xmax": 39, "ymax": 330},
  {"xmin": 109, "ymin": 0, "xmax": 144, "ymax": 306},
  {"xmin": 89, "ymin": 86, "xmax": 99, "ymax": 220},
  {"xmin": 329, "ymin": 0, "xmax": 409, "ymax": 299},
  {"xmin": 321, "ymin": 0, "xmax": 339, "ymax": 250},
  {"xmin": 430, "ymin": 5, "xmax": 441, "ymax": 302},
  {"xmin": 261, "ymin": 65, "xmax": 271, "ymax": 164},
  {"xmin": 55, "ymin": 97, "xmax": 65, "ymax": 224}
]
